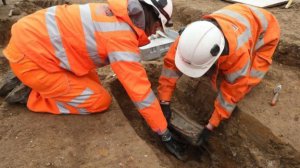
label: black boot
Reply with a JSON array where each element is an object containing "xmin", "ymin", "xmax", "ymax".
[
  {"xmin": 160, "ymin": 129, "xmax": 188, "ymax": 161},
  {"xmin": 0, "ymin": 70, "xmax": 21, "ymax": 97},
  {"xmin": 5, "ymin": 83, "xmax": 31, "ymax": 104}
]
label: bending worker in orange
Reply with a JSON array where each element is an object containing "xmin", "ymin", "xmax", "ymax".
[
  {"xmin": 158, "ymin": 4, "xmax": 280, "ymax": 143},
  {"xmin": 3, "ymin": 0, "xmax": 185, "ymax": 158}
]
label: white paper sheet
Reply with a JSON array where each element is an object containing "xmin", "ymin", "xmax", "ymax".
[{"xmin": 224, "ymin": 0, "xmax": 288, "ymax": 7}]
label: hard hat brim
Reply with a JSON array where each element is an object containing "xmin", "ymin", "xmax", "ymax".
[{"xmin": 175, "ymin": 48, "xmax": 216, "ymax": 78}]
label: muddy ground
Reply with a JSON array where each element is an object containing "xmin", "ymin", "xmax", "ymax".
[{"xmin": 0, "ymin": 0, "xmax": 300, "ymax": 167}]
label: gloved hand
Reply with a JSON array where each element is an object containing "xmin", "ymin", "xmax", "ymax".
[
  {"xmin": 160, "ymin": 129, "xmax": 187, "ymax": 160},
  {"xmin": 196, "ymin": 127, "xmax": 212, "ymax": 146},
  {"xmin": 160, "ymin": 102, "xmax": 172, "ymax": 123}
]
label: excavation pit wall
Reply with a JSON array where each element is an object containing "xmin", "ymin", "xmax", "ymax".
[
  {"xmin": 109, "ymin": 61, "xmax": 300, "ymax": 167},
  {"xmin": 167, "ymin": 64, "xmax": 300, "ymax": 167}
]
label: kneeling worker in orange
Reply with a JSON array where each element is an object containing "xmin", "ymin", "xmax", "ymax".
[
  {"xmin": 3, "ymin": 0, "xmax": 186, "ymax": 159},
  {"xmin": 158, "ymin": 4, "xmax": 280, "ymax": 144}
]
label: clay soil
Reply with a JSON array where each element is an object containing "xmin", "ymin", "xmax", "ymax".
[{"xmin": 1, "ymin": 0, "xmax": 300, "ymax": 167}]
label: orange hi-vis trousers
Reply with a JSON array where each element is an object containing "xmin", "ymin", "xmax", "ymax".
[{"xmin": 9, "ymin": 55, "xmax": 112, "ymax": 115}]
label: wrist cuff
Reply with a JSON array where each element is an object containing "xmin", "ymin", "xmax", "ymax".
[
  {"xmin": 160, "ymin": 129, "xmax": 171, "ymax": 141},
  {"xmin": 160, "ymin": 100, "xmax": 170, "ymax": 105}
]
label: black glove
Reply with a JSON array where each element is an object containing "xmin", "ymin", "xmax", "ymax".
[
  {"xmin": 196, "ymin": 127, "xmax": 212, "ymax": 146},
  {"xmin": 160, "ymin": 130, "xmax": 187, "ymax": 160},
  {"xmin": 160, "ymin": 103, "xmax": 172, "ymax": 123}
]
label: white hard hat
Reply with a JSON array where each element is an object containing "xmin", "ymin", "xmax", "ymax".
[
  {"xmin": 140, "ymin": 0, "xmax": 173, "ymax": 30},
  {"xmin": 175, "ymin": 21, "xmax": 225, "ymax": 78}
]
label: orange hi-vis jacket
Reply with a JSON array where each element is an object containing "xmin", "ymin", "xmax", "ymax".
[
  {"xmin": 4, "ymin": 0, "xmax": 167, "ymax": 133},
  {"xmin": 158, "ymin": 4, "xmax": 280, "ymax": 127}
]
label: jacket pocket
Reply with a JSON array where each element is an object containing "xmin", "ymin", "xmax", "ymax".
[{"xmin": 3, "ymin": 40, "xmax": 25, "ymax": 63}]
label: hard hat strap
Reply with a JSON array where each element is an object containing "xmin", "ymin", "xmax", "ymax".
[{"xmin": 150, "ymin": 0, "xmax": 171, "ymax": 23}]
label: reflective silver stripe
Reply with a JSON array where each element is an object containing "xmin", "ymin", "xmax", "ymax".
[
  {"xmin": 46, "ymin": 6, "xmax": 71, "ymax": 70},
  {"xmin": 161, "ymin": 67, "xmax": 182, "ymax": 78},
  {"xmin": 56, "ymin": 102, "xmax": 70, "ymax": 114},
  {"xmin": 250, "ymin": 68, "xmax": 266, "ymax": 79},
  {"xmin": 77, "ymin": 108, "xmax": 90, "ymax": 115},
  {"xmin": 214, "ymin": 9, "xmax": 251, "ymax": 50},
  {"xmin": 217, "ymin": 92, "xmax": 236, "ymax": 113},
  {"xmin": 225, "ymin": 59, "xmax": 250, "ymax": 83},
  {"xmin": 248, "ymin": 6, "xmax": 268, "ymax": 31},
  {"xmin": 134, "ymin": 90, "xmax": 156, "ymax": 110},
  {"xmin": 254, "ymin": 36, "xmax": 264, "ymax": 51},
  {"xmin": 79, "ymin": 4, "xmax": 102, "ymax": 67},
  {"xmin": 108, "ymin": 52, "xmax": 141, "ymax": 63},
  {"xmin": 68, "ymin": 87, "xmax": 94, "ymax": 107},
  {"xmin": 248, "ymin": 6, "xmax": 268, "ymax": 51},
  {"xmin": 94, "ymin": 22, "xmax": 132, "ymax": 32}
]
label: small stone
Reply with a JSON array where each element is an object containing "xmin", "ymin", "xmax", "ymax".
[
  {"xmin": 232, "ymin": 151, "xmax": 237, "ymax": 157},
  {"xmin": 128, "ymin": 156, "xmax": 134, "ymax": 161},
  {"xmin": 12, "ymin": 8, "xmax": 21, "ymax": 16},
  {"xmin": 144, "ymin": 154, "xmax": 148, "ymax": 158},
  {"xmin": 99, "ymin": 148, "xmax": 109, "ymax": 157},
  {"xmin": 45, "ymin": 162, "xmax": 52, "ymax": 166}
]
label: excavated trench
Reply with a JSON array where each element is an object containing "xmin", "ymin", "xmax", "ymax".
[
  {"xmin": 109, "ymin": 59, "xmax": 300, "ymax": 167},
  {"xmin": 110, "ymin": 63, "xmax": 242, "ymax": 167},
  {"xmin": 110, "ymin": 2, "xmax": 300, "ymax": 167}
]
